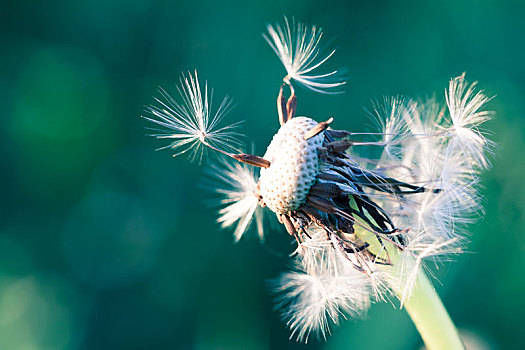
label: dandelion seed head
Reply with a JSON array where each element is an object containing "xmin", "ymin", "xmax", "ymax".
[
  {"xmin": 265, "ymin": 73, "xmax": 491, "ymax": 341},
  {"xmin": 144, "ymin": 20, "xmax": 492, "ymax": 342}
]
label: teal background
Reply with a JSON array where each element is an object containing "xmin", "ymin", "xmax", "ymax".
[{"xmin": 1, "ymin": 0, "xmax": 524, "ymax": 349}]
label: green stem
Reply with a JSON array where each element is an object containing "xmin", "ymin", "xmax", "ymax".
[{"xmin": 399, "ymin": 269, "xmax": 465, "ymax": 350}]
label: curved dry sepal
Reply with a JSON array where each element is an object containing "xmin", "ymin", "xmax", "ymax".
[
  {"xmin": 263, "ymin": 17, "xmax": 346, "ymax": 93},
  {"xmin": 144, "ymin": 71, "xmax": 244, "ymax": 163}
]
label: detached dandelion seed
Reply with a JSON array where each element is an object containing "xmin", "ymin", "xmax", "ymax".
[
  {"xmin": 143, "ymin": 71, "xmax": 243, "ymax": 163},
  {"xmin": 144, "ymin": 17, "xmax": 493, "ymax": 350},
  {"xmin": 264, "ymin": 17, "xmax": 346, "ymax": 93}
]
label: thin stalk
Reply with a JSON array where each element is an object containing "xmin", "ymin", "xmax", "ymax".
[
  {"xmin": 348, "ymin": 190, "xmax": 464, "ymax": 349},
  {"xmin": 395, "ymin": 268, "xmax": 465, "ymax": 350}
]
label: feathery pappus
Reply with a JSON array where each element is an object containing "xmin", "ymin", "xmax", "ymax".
[{"xmin": 144, "ymin": 17, "xmax": 492, "ymax": 342}]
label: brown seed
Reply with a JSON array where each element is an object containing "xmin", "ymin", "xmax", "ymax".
[
  {"xmin": 304, "ymin": 117, "xmax": 334, "ymax": 140},
  {"xmin": 277, "ymin": 84, "xmax": 288, "ymax": 125},
  {"xmin": 281, "ymin": 214, "xmax": 298, "ymax": 236},
  {"xmin": 326, "ymin": 139, "xmax": 353, "ymax": 152},
  {"xmin": 232, "ymin": 154, "xmax": 271, "ymax": 168}
]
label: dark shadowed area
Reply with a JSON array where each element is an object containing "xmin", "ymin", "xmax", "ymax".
[{"xmin": 1, "ymin": 0, "xmax": 524, "ymax": 349}]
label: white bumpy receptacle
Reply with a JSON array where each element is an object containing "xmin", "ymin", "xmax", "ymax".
[{"xmin": 259, "ymin": 117, "xmax": 324, "ymax": 214}]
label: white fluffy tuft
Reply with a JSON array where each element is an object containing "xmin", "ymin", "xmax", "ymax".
[
  {"xmin": 145, "ymin": 71, "xmax": 243, "ymax": 163},
  {"xmin": 211, "ymin": 160, "xmax": 265, "ymax": 241},
  {"xmin": 445, "ymin": 73, "xmax": 493, "ymax": 169},
  {"xmin": 361, "ymin": 74, "xmax": 492, "ymax": 299},
  {"xmin": 274, "ymin": 237, "xmax": 370, "ymax": 342},
  {"xmin": 263, "ymin": 17, "xmax": 345, "ymax": 93}
]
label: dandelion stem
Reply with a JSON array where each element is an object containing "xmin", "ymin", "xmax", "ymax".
[{"xmin": 399, "ymin": 268, "xmax": 465, "ymax": 350}]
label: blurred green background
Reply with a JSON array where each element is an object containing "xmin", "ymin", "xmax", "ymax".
[{"xmin": 1, "ymin": 0, "xmax": 524, "ymax": 349}]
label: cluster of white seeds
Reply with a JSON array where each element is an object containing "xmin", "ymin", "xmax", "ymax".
[{"xmin": 259, "ymin": 117, "xmax": 324, "ymax": 214}]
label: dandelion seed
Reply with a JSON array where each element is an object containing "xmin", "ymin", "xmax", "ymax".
[
  {"xmin": 445, "ymin": 73, "xmax": 492, "ymax": 169},
  {"xmin": 210, "ymin": 159, "xmax": 266, "ymax": 241},
  {"xmin": 264, "ymin": 17, "xmax": 345, "ymax": 93},
  {"xmin": 144, "ymin": 71, "xmax": 243, "ymax": 163}
]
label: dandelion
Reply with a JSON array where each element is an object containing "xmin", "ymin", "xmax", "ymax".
[{"xmin": 144, "ymin": 18, "xmax": 492, "ymax": 350}]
